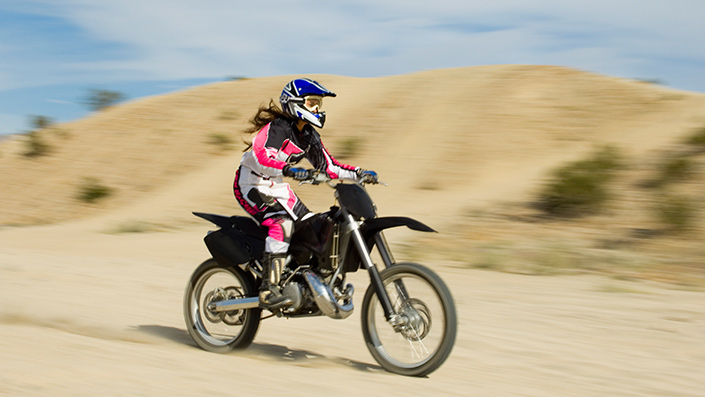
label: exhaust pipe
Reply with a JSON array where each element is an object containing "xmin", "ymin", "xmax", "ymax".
[
  {"xmin": 208, "ymin": 296, "xmax": 259, "ymax": 312},
  {"xmin": 303, "ymin": 270, "xmax": 354, "ymax": 319},
  {"xmin": 207, "ymin": 271, "xmax": 353, "ymax": 319}
]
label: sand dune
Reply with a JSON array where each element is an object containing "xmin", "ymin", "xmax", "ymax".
[{"xmin": 2, "ymin": 65, "xmax": 704, "ymax": 226}]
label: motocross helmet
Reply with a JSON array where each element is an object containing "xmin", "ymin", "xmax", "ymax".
[{"xmin": 280, "ymin": 78, "xmax": 336, "ymax": 128}]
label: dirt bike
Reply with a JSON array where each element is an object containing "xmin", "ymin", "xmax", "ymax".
[{"xmin": 183, "ymin": 172, "xmax": 457, "ymax": 376}]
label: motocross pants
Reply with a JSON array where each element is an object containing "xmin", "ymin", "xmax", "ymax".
[{"xmin": 233, "ymin": 166, "xmax": 311, "ymax": 254}]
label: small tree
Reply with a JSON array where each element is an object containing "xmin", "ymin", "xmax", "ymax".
[
  {"xmin": 29, "ymin": 115, "xmax": 54, "ymax": 130},
  {"xmin": 83, "ymin": 89, "xmax": 125, "ymax": 111},
  {"xmin": 22, "ymin": 115, "xmax": 54, "ymax": 157}
]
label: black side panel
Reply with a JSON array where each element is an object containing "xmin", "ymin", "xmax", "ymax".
[
  {"xmin": 205, "ymin": 230, "xmax": 249, "ymax": 266},
  {"xmin": 204, "ymin": 229, "xmax": 265, "ymax": 267},
  {"xmin": 343, "ymin": 243, "xmax": 363, "ymax": 273},
  {"xmin": 289, "ymin": 212, "xmax": 336, "ymax": 271},
  {"xmin": 231, "ymin": 216, "xmax": 268, "ymax": 240},
  {"xmin": 195, "ymin": 213, "xmax": 266, "ymax": 266},
  {"xmin": 290, "ymin": 213, "xmax": 335, "ymax": 256}
]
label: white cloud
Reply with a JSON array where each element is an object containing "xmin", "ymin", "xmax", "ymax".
[
  {"xmin": 1, "ymin": 0, "xmax": 704, "ymax": 92},
  {"xmin": 45, "ymin": 99, "xmax": 74, "ymax": 105}
]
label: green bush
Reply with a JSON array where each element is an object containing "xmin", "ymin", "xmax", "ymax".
[
  {"xmin": 23, "ymin": 130, "xmax": 51, "ymax": 157},
  {"xmin": 535, "ymin": 146, "xmax": 623, "ymax": 217},
  {"xmin": 654, "ymin": 194, "xmax": 696, "ymax": 232},
  {"xmin": 218, "ymin": 110, "xmax": 239, "ymax": 120},
  {"xmin": 685, "ymin": 126, "xmax": 705, "ymax": 151},
  {"xmin": 109, "ymin": 221, "xmax": 155, "ymax": 234},
  {"xmin": 77, "ymin": 178, "xmax": 114, "ymax": 203},
  {"xmin": 655, "ymin": 156, "xmax": 695, "ymax": 186},
  {"xmin": 336, "ymin": 136, "xmax": 363, "ymax": 160},
  {"xmin": 207, "ymin": 133, "xmax": 234, "ymax": 150}
]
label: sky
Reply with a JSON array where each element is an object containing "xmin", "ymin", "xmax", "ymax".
[{"xmin": 1, "ymin": 0, "xmax": 704, "ymax": 136}]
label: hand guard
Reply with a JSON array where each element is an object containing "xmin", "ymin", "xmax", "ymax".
[
  {"xmin": 356, "ymin": 168, "xmax": 378, "ymax": 184},
  {"xmin": 283, "ymin": 165, "xmax": 312, "ymax": 181}
]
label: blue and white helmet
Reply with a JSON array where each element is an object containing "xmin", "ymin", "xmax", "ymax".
[{"xmin": 280, "ymin": 78, "xmax": 336, "ymax": 128}]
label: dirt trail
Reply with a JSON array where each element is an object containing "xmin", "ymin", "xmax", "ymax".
[{"xmin": 1, "ymin": 223, "xmax": 703, "ymax": 396}]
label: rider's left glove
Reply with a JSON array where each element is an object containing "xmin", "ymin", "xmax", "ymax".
[{"xmin": 356, "ymin": 168, "xmax": 378, "ymax": 184}]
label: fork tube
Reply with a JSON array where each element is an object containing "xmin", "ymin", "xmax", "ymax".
[
  {"xmin": 345, "ymin": 213, "xmax": 395, "ymax": 319},
  {"xmin": 374, "ymin": 232, "xmax": 395, "ymax": 268},
  {"xmin": 375, "ymin": 232, "xmax": 409, "ymax": 301}
]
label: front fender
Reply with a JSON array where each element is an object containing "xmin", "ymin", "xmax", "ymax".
[
  {"xmin": 342, "ymin": 216, "xmax": 436, "ymax": 273},
  {"xmin": 361, "ymin": 216, "xmax": 436, "ymax": 238}
]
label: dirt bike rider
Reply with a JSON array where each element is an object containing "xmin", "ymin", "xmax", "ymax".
[{"xmin": 233, "ymin": 78, "xmax": 378, "ymax": 309}]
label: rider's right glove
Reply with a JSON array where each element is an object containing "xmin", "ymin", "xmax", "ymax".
[
  {"xmin": 356, "ymin": 168, "xmax": 378, "ymax": 184},
  {"xmin": 283, "ymin": 165, "xmax": 311, "ymax": 181}
]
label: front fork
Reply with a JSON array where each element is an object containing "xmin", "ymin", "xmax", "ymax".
[
  {"xmin": 345, "ymin": 211, "xmax": 408, "ymax": 323},
  {"xmin": 375, "ymin": 232, "xmax": 395, "ymax": 268}
]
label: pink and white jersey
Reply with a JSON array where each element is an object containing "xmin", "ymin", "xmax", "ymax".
[
  {"xmin": 235, "ymin": 117, "xmax": 360, "ymax": 227},
  {"xmin": 240, "ymin": 118, "xmax": 358, "ymax": 180},
  {"xmin": 234, "ymin": 117, "xmax": 360, "ymax": 252}
]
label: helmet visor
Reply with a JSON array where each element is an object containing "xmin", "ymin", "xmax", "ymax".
[{"xmin": 303, "ymin": 95, "xmax": 323, "ymax": 112}]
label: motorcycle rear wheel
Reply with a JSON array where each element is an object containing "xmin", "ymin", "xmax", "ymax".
[
  {"xmin": 183, "ymin": 258, "xmax": 261, "ymax": 352},
  {"xmin": 361, "ymin": 262, "xmax": 457, "ymax": 377}
]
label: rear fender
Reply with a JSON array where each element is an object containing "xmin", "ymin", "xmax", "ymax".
[{"xmin": 193, "ymin": 212, "xmax": 232, "ymax": 229}]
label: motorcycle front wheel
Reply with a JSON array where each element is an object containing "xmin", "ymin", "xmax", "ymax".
[
  {"xmin": 361, "ymin": 262, "xmax": 457, "ymax": 377},
  {"xmin": 183, "ymin": 258, "xmax": 261, "ymax": 352}
]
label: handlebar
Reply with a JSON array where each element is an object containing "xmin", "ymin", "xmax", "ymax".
[{"xmin": 299, "ymin": 171, "xmax": 386, "ymax": 187}]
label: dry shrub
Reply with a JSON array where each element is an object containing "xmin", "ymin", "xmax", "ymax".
[
  {"xmin": 77, "ymin": 178, "xmax": 114, "ymax": 203},
  {"xmin": 535, "ymin": 146, "xmax": 623, "ymax": 217}
]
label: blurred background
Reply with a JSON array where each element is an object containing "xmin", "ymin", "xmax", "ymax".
[
  {"xmin": 1, "ymin": 1, "xmax": 704, "ymax": 395},
  {"xmin": 2, "ymin": 1, "xmax": 705, "ymax": 285}
]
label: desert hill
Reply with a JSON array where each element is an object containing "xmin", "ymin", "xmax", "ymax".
[{"xmin": 2, "ymin": 65, "xmax": 704, "ymax": 230}]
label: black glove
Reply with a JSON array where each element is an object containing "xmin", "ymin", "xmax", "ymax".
[
  {"xmin": 356, "ymin": 168, "xmax": 378, "ymax": 184},
  {"xmin": 283, "ymin": 165, "xmax": 311, "ymax": 181}
]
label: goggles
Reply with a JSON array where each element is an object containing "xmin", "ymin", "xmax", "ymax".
[{"xmin": 303, "ymin": 95, "xmax": 323, "ymax": 112}]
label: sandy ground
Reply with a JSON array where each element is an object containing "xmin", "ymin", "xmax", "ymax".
[{"xmin": 1, "ymin": 218, "xmax": 703, "ymax": 396}]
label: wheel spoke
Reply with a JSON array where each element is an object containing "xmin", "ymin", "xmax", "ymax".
[
  {"xmin": 371, "ymin": 270, "xmax": 444, "ymax": 365},
  {"xmin": 192, "ymin": 269, "xmax": 247, "ymax": 345},
  {"xmin": 184, "ymin": 260, "xmax": 261, "ymax": 352},
  {"xmin": 361, "ymin": 263, "xmax": 457, "ymax": 376}
]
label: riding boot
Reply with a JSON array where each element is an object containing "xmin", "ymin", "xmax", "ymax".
[{"xmin": 259, "ymin": 253, "xmax": 293, "ymax": 309}]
